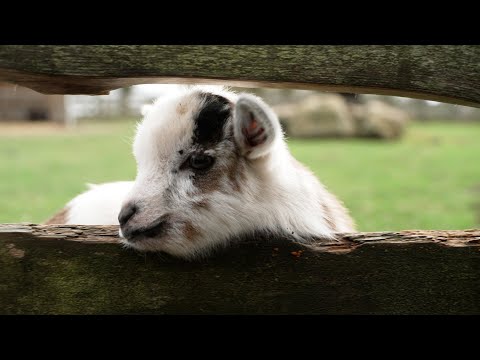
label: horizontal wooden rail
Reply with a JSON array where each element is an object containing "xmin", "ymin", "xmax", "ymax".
[
  {"xmin": 1, "ymin": 224, "xmax": 479, "ymax": 314},
  {"xmin": 0, "ymin": 45, "xmax": 479, "ymax": 107}
]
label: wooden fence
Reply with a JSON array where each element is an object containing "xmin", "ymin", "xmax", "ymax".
[{"xmin": 0, "ymin": 45, "xmax": 479, "ymax": 314}]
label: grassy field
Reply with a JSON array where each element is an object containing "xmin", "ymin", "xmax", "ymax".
[{"xmin": 0, "ymin": 121, "xmax": 479, "ymax": 231}]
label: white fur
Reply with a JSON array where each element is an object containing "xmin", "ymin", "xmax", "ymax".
[
  {"xmin": 62, "ymin": 85, "xmax": 355, "ymax": 259},
  {"xmin": 66, "ymin": 181, "xmax": 134, "ymax": 225}
]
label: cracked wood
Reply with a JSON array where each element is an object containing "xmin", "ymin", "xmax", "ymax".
[{"xmin": 1, "ymin": 224, "xmax": 479, "ymax": 252}]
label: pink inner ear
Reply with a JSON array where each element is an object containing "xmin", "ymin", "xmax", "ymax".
[
  {"xmin": 242, "ymin": 112, "xmax": 267, "ymax": 147},
  {"xmin": 248, "ymin": 112, "xmax": 258, "ymax": 130}
]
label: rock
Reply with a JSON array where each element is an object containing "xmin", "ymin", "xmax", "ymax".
[
  {"xmin": 274, "ymin": 93, "xmax": 409, "ymax": 140},
  {"xmin": 274, "ymin": 93, "xmax": 355, "ymax": 138},
  {"xmin": 351, "ymin": 100, "xmax": 409, "ymax": 139}
]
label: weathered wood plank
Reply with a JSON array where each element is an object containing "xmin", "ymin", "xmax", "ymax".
[
  {"xmin": 1, "ymin": 224, "xmax": 479, "ymax": 314},
  {"xmin": 1, "ymin": 224, "xmax": 479, "ymax": 250},
  {"xmin": 0, "ymin": 45, "xmax": 479, "ymax": 107}
]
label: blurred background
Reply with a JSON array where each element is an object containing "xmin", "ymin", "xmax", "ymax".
[{"xmin": 1, "ymin": 82, "xmax": 479, "ymax": 231}]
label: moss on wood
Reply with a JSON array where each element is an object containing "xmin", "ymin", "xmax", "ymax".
[{"xmin": 0, "ymin": 45, "xmax": 478, "ymax": 106}]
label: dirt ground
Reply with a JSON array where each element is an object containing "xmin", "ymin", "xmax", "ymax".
[
  {"xmin": 0, "ymin": 122, "xmax": 71, "ymax": 136},
  {"xmin": 0, "ymin": 121, "xmax": 131, "ymax": 137}
]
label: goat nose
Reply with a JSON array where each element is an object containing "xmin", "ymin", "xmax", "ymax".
[{"xmin": 118, "ymin": 203, "xmax": 137, "ymax": 226}]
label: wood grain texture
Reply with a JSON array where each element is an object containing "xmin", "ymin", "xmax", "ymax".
[
  {"xmin": 0, "ymin": 45, "xmax": 479, "ymax": 107},
  {"xmin": 1, "ymin": 224, "xmax": 479, "ymax": 314}
]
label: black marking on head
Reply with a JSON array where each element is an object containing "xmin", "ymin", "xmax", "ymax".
[
  {"xmin": 178, "ymin": 150, "xmax": 184, "ymax": 155},
  {"xmin": 192, "ymin": 93, "xmax": 231, "ymax": 147}
]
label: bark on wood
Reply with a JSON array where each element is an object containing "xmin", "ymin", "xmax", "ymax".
[
  {"xmin": 0, "ymin": 45, "xmax": 479, "ymax": 107},
  {"xmin": 1, "ymin": 224, "xmax": 479, "ymax": 314}
]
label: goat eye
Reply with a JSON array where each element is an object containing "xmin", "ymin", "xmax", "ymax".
[{"xmin": 189, "ymin": 154, "xmax": 214, "ymax": 170}]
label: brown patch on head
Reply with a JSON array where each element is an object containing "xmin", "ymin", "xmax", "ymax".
[
  {"xmin": 183, "ymin": 221, "xmax": 200, "ymax": 242},
  {"xmin": 221, "ymin": 124, "xmax": 246, "ymax": 192},
  {"xmin": 44, "ymin": 207, "xmax": 69, "ymax": 224},
  {"xmin": 192, "ymin": 169, "xmax": 223, "ymax": 194},
  {"xmin": 227, "ymin": 155, "xmax": 247, "ymax": 192},
  {"xmin": 193, "ymin": 146, "xmax": 247, "ymax": 195}
]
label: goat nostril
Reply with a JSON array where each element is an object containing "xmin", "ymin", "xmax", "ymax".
[{"xmin": 118, "ymin": 203, "xmax": 137, "ymax": 226}]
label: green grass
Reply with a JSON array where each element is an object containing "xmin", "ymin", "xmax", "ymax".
[{"xmin": 1, "ymin": 121, "xmax": 479, "ymax": 231}]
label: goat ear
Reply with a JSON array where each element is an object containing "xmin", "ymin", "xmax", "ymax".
[{"xmin": 233, "ymin": 94, "xmax": 282, "ymax": 159}]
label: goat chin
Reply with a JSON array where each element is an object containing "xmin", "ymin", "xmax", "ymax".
[{"xmin": 46, "ymin": 85, "xmax": 355, "ymax": 258}]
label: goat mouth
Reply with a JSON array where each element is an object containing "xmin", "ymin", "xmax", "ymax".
[{"xmin": 122, "ymin": 215, "xmax": 170, "ymax": 243}]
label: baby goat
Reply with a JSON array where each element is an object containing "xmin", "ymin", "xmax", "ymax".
[{"xmin": 46, "ymin": 86, "xmax": 355, "ymax": 258}]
